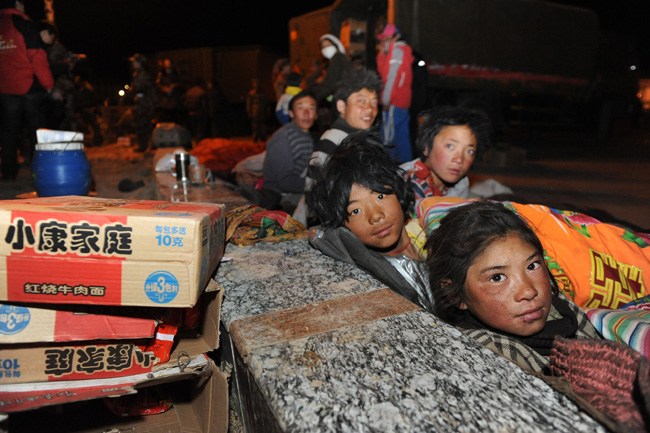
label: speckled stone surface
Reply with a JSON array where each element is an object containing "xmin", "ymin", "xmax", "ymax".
[
  {"xmin": 214, "ymin": 239, "xmax": 607, "ymax": 432},
  {"xmin": 218, "ymin": 239, "xmax": 386, "ymax": 331}
]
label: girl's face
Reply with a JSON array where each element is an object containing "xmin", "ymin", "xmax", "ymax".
[
  {"xmin": 424, "ymin": 125, "xmax": 477, "ymax": 188},
  {"xmin": 345, "ymin": 183, "xmax": 405, "ymax": 250},
  {"xmin": 460, "ymin": 233, "xmax": 552, "ymax": 336}
]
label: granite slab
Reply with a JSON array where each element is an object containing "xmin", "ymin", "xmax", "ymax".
[
  {"xmin": 214, "ymin": 239, "xmax": 608, "ymax": 432},
  {"xmin": 245, "ymin": 310, "xmax": 606, "ymax": 433},
  {"xmin": 217, "ymin": 239, "xmax": 387, "ymax": 331}
]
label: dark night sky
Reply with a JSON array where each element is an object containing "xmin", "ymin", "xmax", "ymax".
[
  {"xmin": 24, "ymin": 0, "xmax": 650, "ymax": 82},
  {"xmin": 27, "ymin": 0, "xmax": 333, "ymax": 82}
]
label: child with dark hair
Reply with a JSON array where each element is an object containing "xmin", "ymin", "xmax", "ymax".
[
  {"xmin": 424, "ymin": 200, "xmax": 601, "ymax": 373},
  {"xmin": 424, "ymin": 199, "xmax": 650, "ymax": 432},
  {"xmin": 402, "ymin": 106, "xmax": 492, "ymax": 200},
  {"xmin": 307, "ymin": 128, "xmax": 433, "ymax": 310}
]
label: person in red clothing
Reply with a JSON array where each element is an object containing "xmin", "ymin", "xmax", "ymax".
[
  {"xmin": 0, "ymin": 0, "xmax": 55, "ymax": 180},
  {"xmin": 376, "ymin": 23, "xmax": 414, "ymax": 163}
]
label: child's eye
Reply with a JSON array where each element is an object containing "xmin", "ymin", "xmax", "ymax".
[
  {"xmin": 446, "ymin": 143, "xmax": 454, "ymax": 149},
  {"xmin": 348, "ymin": 208, "xmax": 360, "ymax": 216},
  {"xmin": 489, "ymin": 273, "xmax": 506, "ymax": 283},
  {"xmin": 467, "ymin": 149, "xmax": 476, "ymax": 156},
  {"xmin": 377, "ymin": 193, "xmax": 385, "ymax": 200},
  {"xmin": 527, "ymin": 261, "xmax": 542, "ymax": 271}
]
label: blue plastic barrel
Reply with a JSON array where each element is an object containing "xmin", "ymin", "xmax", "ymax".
[{"xmin": 32, "ymin": 143, "xmax": 92, "ymax": 197}]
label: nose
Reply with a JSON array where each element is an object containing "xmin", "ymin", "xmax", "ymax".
[
  {"xmin": 367, "ymin": 203, "xmax": 384, "ymax": 223},
  {"xmin": 451, "ymin": 149, "xmax": 463, "ymax": 163},
  {"xmin": 514, "ymin": 276, "xmax": 538, "ymax": 302}
]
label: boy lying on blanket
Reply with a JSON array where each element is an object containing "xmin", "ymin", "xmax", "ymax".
[{"xmin": 307, "ymin": 129, "xmax": 650, "ymax": 356}]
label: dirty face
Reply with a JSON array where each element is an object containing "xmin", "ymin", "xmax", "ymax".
[
  {"xmin": 460, "ymin": 233, "xmax": 553, "ymax": 337},
  {"xmin": 424, "ymin": 125, "xmax": 477, "ymax": 189},
  {"xmin": 344, "ymin": 183, "xmax": 405, "ymax": 250}
]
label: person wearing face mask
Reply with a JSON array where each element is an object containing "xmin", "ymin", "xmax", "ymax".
[{"xmin": 310, "ymin": 34, "xmax": 353, "ymax": 104}]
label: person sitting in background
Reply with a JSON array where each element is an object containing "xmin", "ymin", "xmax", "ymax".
[
  {"xmin": 275, "ymin": 71, "xmax": 303, "ymax": 125},
  {"xmin": 262, "ymin": 90, "xmax": 318, "ymax": 213},
  {"xmin": 402, "ymin": 106, "xmax": 492, "ymax": 201}
]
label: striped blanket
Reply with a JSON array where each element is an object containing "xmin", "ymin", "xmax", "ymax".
[{"xmin": 585, "ymin": 296, "xmax": 650, "ymax": 359}]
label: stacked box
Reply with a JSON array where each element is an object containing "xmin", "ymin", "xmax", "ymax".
[
  {"xmin": 0, "ymin": 196, "xmax": 225, "ymax": 307},
  {"xmin": 0, "ymin": 197, "xmax": 226, "ymax": 426}
]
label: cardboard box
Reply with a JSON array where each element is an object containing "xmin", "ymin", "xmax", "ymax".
[
  {"xmin": 0, "ymin": 352, "xmax": 212, "ymax": 412},
  {"xmin": 0, "ymin": 196, "xmax": 225, "ymax": 307},
  {"xmin": 3, "ymin": 358, "xmax": 229, "ymax": 433},
  {"xmin": 0, "ymin": 302, "xmax": 157, "ymax": 344},
  {"xmin": 0, "ymin": 287, "xmax": 222, "ymax": 397},
  {"xmin": 0, "ymin": 340, "xmax": 161, "ymax": 384}
]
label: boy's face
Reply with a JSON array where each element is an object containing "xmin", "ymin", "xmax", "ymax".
[
  {"xmin": 460, "ymin": 234, "xmax": 552, "ymax": 336},
  {"xmin": 290, "ymin": 95, "xmax": 317, "ymax": 132},
  {"xmin": 344, "ymin": 183, "xmax": 405, "ymax": 250},
  {"xmin": 337, "ymin": 88, "xmax": 378, "ymax": 130},
  {"xmin": 424, "ymin": 125, "xmax": 477, "ymax": 187}
]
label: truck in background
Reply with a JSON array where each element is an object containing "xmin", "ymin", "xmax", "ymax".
[{"xmin": 289, "ymin": 0, "xmax": 640, "ymax": 133}]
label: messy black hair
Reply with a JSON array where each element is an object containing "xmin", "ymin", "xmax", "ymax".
[
  {"xmin": 333, "ymin": 68, "xmax": 382, "ymax": 105},
  {"xmin": 424, "ymin": 200, "xmax": 558, "ymax": 324},
  {"xmin": 288, "ymin": 89, "xmax": 317, "ymax": 113},
  {"xmin": 415, "ymin": 106, "xmax": 492, "ymax": 160},
  {"xmin": 307, "ymin": 128, "xmax": 413, "ymax": 229}
]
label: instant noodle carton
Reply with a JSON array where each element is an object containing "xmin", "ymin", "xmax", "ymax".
[{"xmin": 0, "ymin": 196, "xmax": 225, "ymax": 308}]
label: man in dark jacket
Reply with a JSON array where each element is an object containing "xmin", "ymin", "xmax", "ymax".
[
  {"xmin": 0, "ymin": 0, "xmax": 54, "ymax": 180},
  {"xmin": 262, "ymin": 90, "xmax": 318, "ymax": 212}
]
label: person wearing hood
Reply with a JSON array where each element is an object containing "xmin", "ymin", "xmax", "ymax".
[{"xmin": 310, "ymin": 34, "xmax": 353, "ymax": 104}]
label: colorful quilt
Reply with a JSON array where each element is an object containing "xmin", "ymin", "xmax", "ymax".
[
  {"xmin": 417, "ymin": 197, "xmax": 650, "ymax": 358},
  {"xmin": 585, "ymin": 296, "xmax": 650, "ymax": 359}
]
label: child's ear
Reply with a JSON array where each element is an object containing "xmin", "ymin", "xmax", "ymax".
[
  {"xmin": 458, "ymin": 302, "xmax": 469, "ymax": 310},
  {"xmin": 422, "ymin": 146, "xmax": 430, "ymax": 157}
]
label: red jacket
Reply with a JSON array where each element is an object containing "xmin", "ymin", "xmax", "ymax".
[
  {"xmin": 0, "ymin": 8, "xmax": 53, "ymax": 95},
  {"xmin": 376, "ymin": 41, "xmax": 413, "ymax": 109}
]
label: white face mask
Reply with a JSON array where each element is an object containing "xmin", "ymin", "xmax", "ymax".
[{"xmin": 321, "ymin": 46, "xmax": 337, "ymax": 60}]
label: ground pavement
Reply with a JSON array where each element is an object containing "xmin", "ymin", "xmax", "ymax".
[{"xmin": 2, "ymin": 120, "xmax": 650, "ymax": 231}]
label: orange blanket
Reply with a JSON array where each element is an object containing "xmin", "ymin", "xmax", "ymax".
[{"xmin": 418, "ymin": 197, "xmax": 650, "ymax": 309}]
